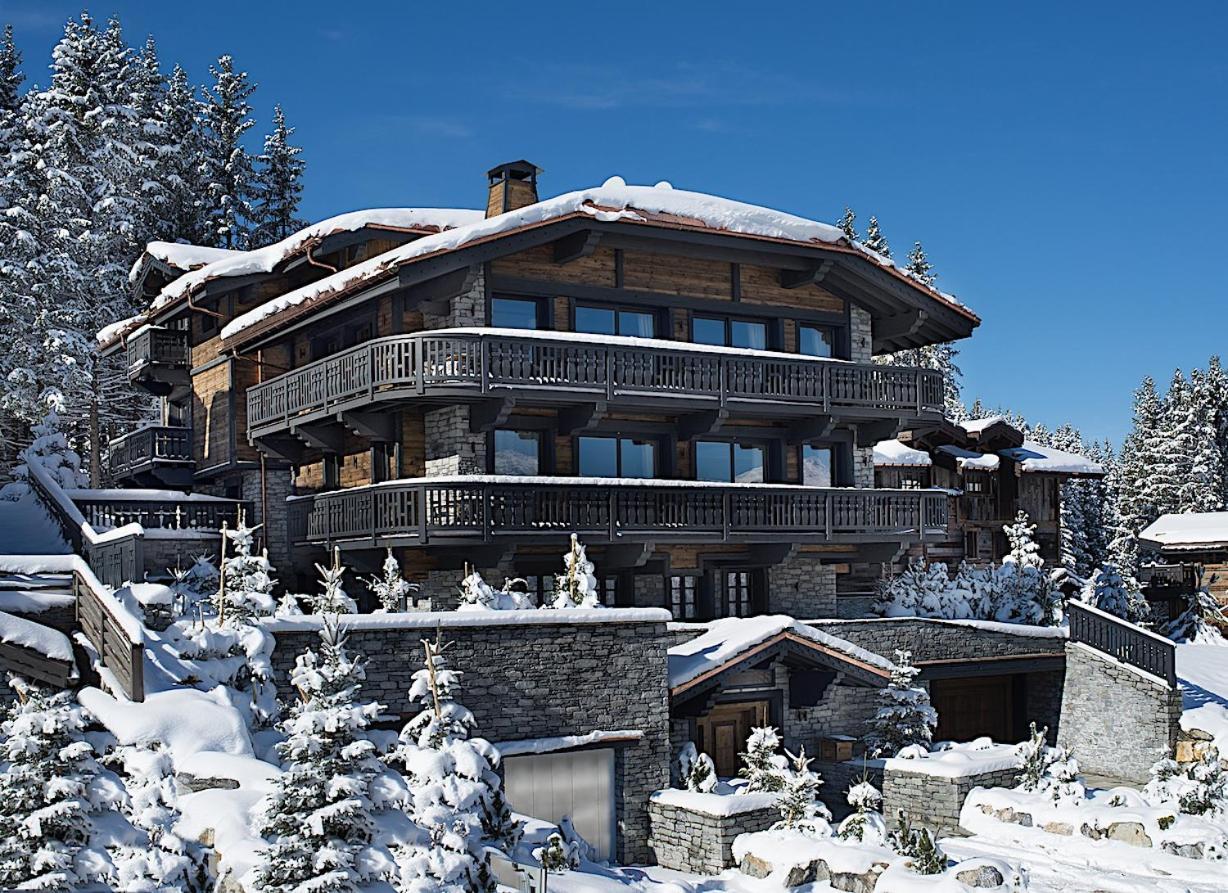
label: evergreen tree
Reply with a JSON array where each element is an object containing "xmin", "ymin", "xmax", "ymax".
[
  {"xmin": 863, "ymin": 215, "xmax": 890, "ymax": 257},
  {"xmin": 1013, "ymin": 722, "xmax": 1084, "ymax": 806},
  {"xmin": 677, "ymin": 741, "xmax": 716, "ymax": 793},
  {"xmin": 200, "ymin": 54, "xmax": 256, "ymax": 248},
  {"xmin": 865, "ymin": 650, "xmax": 937, "ymax": 757},
  {"xmin": 837, "ymin": 778, "xmax": 888, "ymax": 845},
  {"xmin": 217, "ymin": 514, "xmax": 278, "ymax": 624},
  {"xmin": 771, "ymin": 748, "xmax": 831, "ymax": 837},
  {"xmin": 837, "ymin": 206, "xmax": 858, "ymax": 242},
  {"xmin": 160, "ymin": 63, "xmax": 210, "ymax": 244},
  {"xmin": 366, "ymin": 548, "xmax": 416, "ymax": 612},
  {"xmin": 253, "ymin": 618, "xmax": 400, "ymax": 893},
  {"xmin": 551, "ymin": 534, "xmax": 601, "ymax": 608},
  {"xmin": 737, "ymin": 726, "xmax": 788, "ymax": 793},
  {"xmin": 1080, "ymin": 563, "xmax": 1150, "ymax": 624},
  {"xmin": 1185, "ymin": 366, "xmax": 1223, "ymax": 513},
  {"xmin": 1206, "ymin": 355, "xmax": 1228, "ymax": 507},
  {"xmin": 308, "ymin": 547, "xmax": 358, "ymax": 614},
  {"xmin": 129, "ymin": 34, "xmax": 174, "ymax": 239},
  {"xmin": 1150, "ymin": 369, "xmax": 1196, "ymax": 518},
  {"xmin": 1144, "ymin": 747, "xmax": 1228, "ymax": 819},
  {"xmin": 0, "ymin": 24, "xmax": 22, "ymax": 114},
  {"xmin": 252, "ymin": 104, "xmax": 305, "ymax": 245},
  {"xmin": 889, "ymin": 811, "xmax": 946, "ymax": 874},
  {"xmin": 905, "ymin": 241, "xmax": 935, "ymax": 286}
]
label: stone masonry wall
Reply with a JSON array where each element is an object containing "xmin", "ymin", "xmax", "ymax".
[
  {"xmin": 647, "ymin": 799, "xmax": 778, "ymax": 874},
  {"xmin": 769, "ymin": 557, "xmax": 836, "ymax": 617},
  {"xmin": 423, "ymin": 264, "xmax": 485, "ymax": 329},
  {"xmin": 242, "ymin": 465, "xmax": 294, "ymax": 572},
  {"xmin": 424, "ymin": 405, "xmax": 485, "ymax": 477},
  {"xmin": 849, "ymin": 306, "xmax": 873, "ymax": 363},
  {"xmin": 883, "ymin": 765, "xmax": 1020, "ymax": 838},
  {"xmin": 269, "ymin": 613, "xmax": 671, "ymax": 864},
  {"xmin": 808, "ymin": 618, "xmax": 1067, "ymax": 665},
  {"xmin": 1058, "ymin": 642, "xmax": 1182, "ymax": 783},
  {"xmin": 141, "ymin": 534, "xmax": 219, "ymax": 582},
  {"xmin": 852, "ymin": 445, "xmax": 875, "ymax": 488}
]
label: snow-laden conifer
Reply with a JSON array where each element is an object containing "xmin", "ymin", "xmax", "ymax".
[
  {"xmin": 863, "ymin": 215, "xmax": 890, "ymax": 258},
  {"xmin": 252, "ymin": 104, "xmax": 306, "ymax": 245},
  {"xmin": 738, "ymin": 726, "xmax": 788, "ymax": 793},
  {"xmin": 771, "ymin": 747, "xmax": 831, "ymax": 837},
  {"xmin": 309, "ymin": 547, "xmax": 358, "ymax": 614},
  {"xmin": 905, "ymin": 241, "xmax": 935, "ymax": 286},
  {"xmin": 865, "ymin": 650, "xmax": 937, "ymax": 758},
  {"xmin": 366, "ymin": 549, "xmax": 416, "ymax": 613},
  {"xmin": 677, "ymin": 742, "xmax": 716, "ymax": 793},
  {"xmin": 837, "ymin": 778, "xmax": 888, "ymax": 846},
  {"xmin": 200, "ymin": 54, "xmax": 256, "ymax": 248},
  {"xmin": 1013, "ymin": 722, "xmax": 1084, "ymax": 806},
  {"xmin": 216, "ymin": 514, "xmax": 278, "ymax": 624},
  {"xmin": 1080, "ymin": 563, "xmax": 1150, "ymax": 624},
  {"xmin": 456, "ymin": 567, "xmax": 534, "ymax": 612},
  {"xmin": 1144, "ymin": 746, "xmax": 1228, "ymax": 819},
  {"xmin": 551, "ymin": 534, "xmax": 601, "ymax": 608},
  {"xmin": 837, "ymin": 206, "xmax": 858, "ymax": 242}
]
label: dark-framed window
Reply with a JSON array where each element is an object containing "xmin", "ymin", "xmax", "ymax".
[
  {"xmin": 695, "ymin": 440, "xmax": 766, "ymax": 484},
  {"xmin": 310, "ymin": 315, "xmax": 374, "ymax": 361},
  {"xmin": 578, "ymin": 435, "xmax": 656, "ymax": 479},
  {"xmin": 669, "ymin": 575, "xmax": 699, "ymax": 620},
  {"xmin": 721, "ymin": 569, "xmax": 763, "ymax": 618},
  {"xmin": 491, "ymin": 296, "xmax": 545, "ymax": 330},
  {"xmin": 371, "ymin": 441, "xmax": 398, "ymax": 484},
  {"xmin": 598, "ymin": 575, "xmax": 620, "ymax": 607},
  {"xmin": 574, "ymin": 304, "xmax": 658, "ymax": 339},
  {"xmin": 801, "ymin": 444, "xmax": 834, "ymax": 487},
  {"xmin": 798, "ymin": 323, "xmax": 836, "ymax": 358},
  {"xmin": 692, "ymin": 314, "xmax": 769, "ymax": 350},
  {"xmin": 492, "ymin": 429, "xmax": 543, "ymax": 476}
]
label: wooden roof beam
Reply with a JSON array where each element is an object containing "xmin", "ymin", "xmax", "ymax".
[
  {"xmin": 872, "ymin": 309, "xmax": 929, "ymax": 351},
  {"xmin": 553, "ymin": 229, "xmax": 603, "ymax": 264},
  {"xmin": 779, "ymin": 260, "xmax": 834, "ymax": 289}
]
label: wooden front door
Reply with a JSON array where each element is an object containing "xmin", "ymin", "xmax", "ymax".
[
  {"xmin": 930, "ymin": 675, "xmax": 1015, "ymax": 743},
  {"xmin": 696, "ymin": 700, "xmax": 770, "ymax": 778}
]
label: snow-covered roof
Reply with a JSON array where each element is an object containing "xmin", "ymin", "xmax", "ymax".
[
  {"xmin": 998, "ymin": 441, "xmax": 1105, "ymax": 476},
  {"xmin": 960, "ymin": 416, "xmax": 1005, "ymax": 434},
  {"xmin": 936, "ymin": 444, "xmax": 1000, "ymax": 471},
  {"xmin": 873, "ymin": 439, "xmax": 932, "ymax": 468},
  {"xmin": 218, "ymin": 177, "xmax": 979, "ymax": 345},
  {"xmin": 130, "ymin": 241, "xmax": 245, "ymax": 281},
  {"xmin": 667, "ymin": 615, "xmax": 895, "ymax": 691},
  {"xmin": 1139, "ymin": 512, "xmax": 1228, "ymax": 550}
]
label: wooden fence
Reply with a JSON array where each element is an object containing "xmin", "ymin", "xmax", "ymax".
[{"xmin": 1067, "ymin": 600, "xmax": 1176, "ymax": 686}]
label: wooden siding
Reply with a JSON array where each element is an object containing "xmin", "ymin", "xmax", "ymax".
[
  {"xmin": 192, "ymin": 358, "xmax": 233, "ymax": 469},
  {"xmin": 490, "ymin": 245, "xmax": 617, "ymax": 287},
  {"xmin": 623, "ymin": 251, "xmax": 729, "ymax": 299},
  {"xmin": 739, "ymin": 263, "xmax": 844, "ymax": 314}
]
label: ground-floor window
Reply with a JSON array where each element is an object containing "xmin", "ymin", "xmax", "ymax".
[
  {"xmin": 670, "ymin": 575, "xmax": 698, "ymax": 619},
  {"xmin": 502, "ymin": 749, "xmax": 617, "ymax": 861},
  {"xmin": 723, "ymin": 570, "xmax": 755, "ymax": 617}
]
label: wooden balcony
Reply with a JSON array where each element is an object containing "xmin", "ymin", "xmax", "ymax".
[
  {"xmin": 108, "ymin": 425, "xmax": 195, "ymax": 488},
  {"xmin": 248, "ymin": 330, "xmax": 944, "ymax": 442},
  {"xmin": 72, "ymin": 492, "xmax": 243, "ymax": 534},
  {"xmin": 126, "ymin": 327, "xmax": 190, "ymax": 397},
  {"xmin": 287, "ymin": 477, "xmax": 949, "ymax": 552}
]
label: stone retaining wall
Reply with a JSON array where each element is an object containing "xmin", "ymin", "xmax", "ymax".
[
  {"xmin": 647, "ymin": 798, "xmax": 778, "ymax": 874},
  {"xmin": 267, "ymin": 611, "xmax": 671, "ymax": 864},
  {"xmin": 809, "ymin": 617, "xmax": 1066, "ymax": 664},
  {"xmin": 883, "ymin": 765, "xmax": 1020, "ymax": 838},
  {"xmin": 1057, "ymin": 642, "xmax": 1182, "ymax": 783}
]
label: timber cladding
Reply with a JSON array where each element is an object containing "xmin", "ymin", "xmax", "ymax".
[
  {"xmin": 192, "ymin": 358, "xmax": 233, "ymax": 468},
  {"xmin": 491, "ymin": 244, "xmax": 617, "ymax": 286}
]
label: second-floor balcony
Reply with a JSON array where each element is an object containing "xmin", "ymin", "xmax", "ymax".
[
  {"xmin": 108, "ymin": 425, "xmax": 195, "ymax": 488},
  {"xmin": 287, "ymin": 476, "xmax": 949, "ymax": 551},
  {"xmin": 248, "ymin": 328, "xmax": 944, "ymax": 442},
  {"xmin": 126, "ymin": 326, "xmax": 190, "ymax": 397}
]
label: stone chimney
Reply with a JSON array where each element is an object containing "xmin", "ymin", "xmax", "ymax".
[{"xmin": 486, "ymin": 160, "xmax": 541, "ymax": 217}]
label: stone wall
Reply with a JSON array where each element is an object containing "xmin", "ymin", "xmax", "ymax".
[
  {"xmin": 243, "ymin": 465, "xmax": 294, "ymax": 572},
  {"xmin": 267, "ymin": 611, "xmax": 671, "ymax": 864},
  {"xmin": 423, "ymin": 264, "xmax": 485, "ymax": 329},
  {"xmin": 773, "ymin": 664, "xmax": 881, "ymax": 755},
  {"xmin": 852, "ymin": 446, "xmax": 875, "ymax": 489},
  {"xmin": 768, "ymin": 557, "xmax": 836, "ymax": 617},
  {"xmin": 850, "ymin": 306, "xmax": 873, "ymax": 363},
  {"xmin": 141, "ymin": 533, "xmax": 219, "ymax": 582},
  {"xmin": 883, "ymin": 765, "xmax": 1020, "ymax": 838},
  {"xmin": 647, "ymin": 798, "xmax": 778, "ymax": 874},
  {"xmin": 808, "ymin": 618, "xmax": 1067, "ymax": 664},
  {"xmin": 424, "ymin": 405, "xmax": 485, "ymax": 477},
  {"xmin": 1057, "ymin": 642, "xmax": 1182, "ymax": 783}
]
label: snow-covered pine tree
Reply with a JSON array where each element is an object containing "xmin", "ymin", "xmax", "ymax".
[
  {"xmin": 837, "ymin": 777, "xmax": 888, "ymax": 845},
  {"xmin": 200, "ymin": 54, "xmax": 256, "ymax": 248},
  {"xmin": 1109, "ymin": 376, "xmax": 1164, "ymax": 572},
  {"xmin": 393, "ymin": 635, "xmax": 520, "ymax": 892},
  {"xmin": 253, "ymin": 617, "xmax": 399, "ymax": 893},
  {"xmin": 772, "ymin": 747, "xmax": 832, "ymax": 837},
  {"xmin": 551, "ymin": 533, "xmax": 601, "ymax": 608},
  {"xmin": 1150, "ymin": 369, "xmax": 1196, "ymax": 518},
  {"xmin": 308, "ymin": 547, "xmax": 358, "ymax": 614},
  {"xmin": 905, "ymin": 241, "xmax": 935, "ymax": 286},
  {"xmin": 7, "ymin": 411, "xmax": 90, "ymax": 491},
  {"xmin": 865, "ymin": 650, "xmax": 937, "ymax": 758},
  {"xmin": 216, "ymin": 514, "xmax": 278, "ymax": 624},
  {"xmin": 1185, "ymin": 365, "xmax": 1224, "ymax": 513},
  {"xmin": 888, "ymin": 811, "xmax": 946, "ymax": 873},
  {"xmin": 738, "ymin": 726, "xmax": 788, "ymax": 793},
  {"xmin": 1206, "ymin": 355, "xmax": 1228, "ymax": 508},
  {"xmin": 0, "ymin": 23, "xmax": 22, "ymax": 157},
  {"xmin": 838, "ymin": 206, "xmax": 858, "ymax": 242},
  {"xmin": 366, "ymin": 548, "xmax": 416, "ymax": 612},
  {"xmin": 160, "ymin": 63, "xmax": 211, "ymax": 244},
  {"xmin": 252, "ymin": 104, "xmax": 305, "ymax": 245},
  {"xmin": 112, "ymin": 744, "xmax": 209, "ymax": 893},
  {"xmin": 1144, "ymin": 746, "xmax": 1227, "ymax": 819},
  {"xmin": 677, "ymin": 741, "xmax": 717, "ymax": 793},
  {"xmin": 863, "ymin": 215, "xmax": 890, "ymax": 258},
  {"xmin": 0, "ymin": 676, "xmax": 126, "ymax": 890},
  {"xmin": 1080, "ymin": 563, "xmax": 1150, "ymax": 624},
  {"xmin": 128, "ymin": 34, "xmax": 175, "ymax": 241}
]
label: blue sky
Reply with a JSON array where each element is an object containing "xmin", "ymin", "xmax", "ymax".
[{"xmin": 7, "ymin": 1, "xmax": 1227, "ymax": 445}]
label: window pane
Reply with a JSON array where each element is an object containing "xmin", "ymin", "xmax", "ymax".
[
  {"xmin": 578, "ymin": 436, "xmax": 618, "ymax": 477},
  {"xmin": 620, "ymin": 438, "xmax": 656, "ymax": 479},
  {"xmin": 670, "ymin": 576, "xmax": 697, "ymax": 620},
  {"xmin": 575, "ymin": 306, "xmax": 616, "ymax": 336},
  {"xmin": 802, "ymin": 445, "xmax": 833, "ymax": 487},
  {"xmin": 695, "ymin": 441, "xmax": 732, "ymax": 482},
  {"xmin": 492, "ymin": 297, "xmax": 539, "ymax": 330},
  {"xmin": 733, "ymin": 443, "xmax": 765, "ymax": 483},
  {"xmin": 799, "ymin": 325, "xmax": 834, "ymax": 358},
  {"xmin": 494, "ymin": 430, "xmax": 540, "ymax": 475},
  {"xmin": 731, "ymin": 320, "xmax": 767, "ymax": 350},
  {"xmin": 618, "ymin": 310, "xmax": 656, "ymax": 338},
  {"xmin": 692, "ymin": 316, "xmax": 726, "ymax": 346}
]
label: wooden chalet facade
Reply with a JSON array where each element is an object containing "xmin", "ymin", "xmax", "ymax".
[{"xmin": 101, "ymin": 162, "xmax": 980, "ymax": 618}]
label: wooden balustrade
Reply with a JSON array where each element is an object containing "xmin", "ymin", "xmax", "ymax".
[
  {"xmin": 1066, "ymin": 600, "xmax": 1176, "ymax": 686},
  {"xmin": 125, "ymin": 326, "xmax": 189, "ymax": 369},
  {"xmin": 107, "ymin": 425, "xmax": 194, "ymax": 480},
  {"xmin": 288, "ymin": 481, "xmax": 948, "ymax": 548},
  {"xmin": 73, "ymin": 496, "xmax": 242, "ymax": 533},
  {"xmin": 248, "ymin": 331, "xmax": 945, "ymax": 436}
]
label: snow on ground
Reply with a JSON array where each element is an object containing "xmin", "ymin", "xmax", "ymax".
[
  {"xmin": 79, "ymin": 685, "xmax": 254, "ymax": 757},
  {"xmin": 882, "ymin": 738, "xmax": 1019, "ymax": 778},
  {"xmin": 0, "ymin": 485, "xmax": 69, "ymax": 554},
  {"xmin": 1176, "ymin": 641, "xmax": 1228, "ymax": 751}
]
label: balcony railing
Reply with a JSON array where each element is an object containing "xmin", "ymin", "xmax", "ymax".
[
  {"xmin": 126, "ymin": 326, "xmax": 189, "ymax": 370},
  {"xmin": 1067, "ymin": 600, "xmax": 1176, "ymax": 686},
  {"xmin": 248, "ymin": 330, "xmax": 945, "ymax": 438},
  {"xmin": 287, "ymin": 477, "xmax": 949, "ymax": 548},
  {"xmin": 71, "ymin": 493, "xmax": 243, "ymax": 533},
  {"xmin": 108, "ymin": 425, "xmax": 194, "ymax": 481}
]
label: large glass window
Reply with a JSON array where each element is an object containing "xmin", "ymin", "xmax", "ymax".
[
  {"xmin": 731, "ymin": 320, "xmax": 767, "ymax": 350},
  {"xmin": 692, "ymin": 316, "xmax": 726, "ymax": 346},
  {"xmin": 493, "ymin": 430, "xmax": 541, "ymax": 475},
  {"xmin": 692, "ymin": 315, "xmax": 768, "ymax": 349},
  {"xmin": 575, "ymin": 305, "xmax": 656, "ymax": 338},
  {"xmin": 799, "ymin": 324, "xmax": 836, "ymax": 358},
  {"xmin": 578, "ymin": 436, "xmax": 656, "ymax": 478},
  {"xmin": 492, "ymin": 297, "xmax": 540, "ymax": 330},
  {"xmin": 801, "ymin": 444, "xmax": 834, "ymax": 487},
  {"xmin": 696, "ymin": 441, "xmax": 766, "ymax": 483}
]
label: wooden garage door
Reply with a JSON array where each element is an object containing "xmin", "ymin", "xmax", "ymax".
[
  {"xmin": 930, "ymin": 675, "xmax": 1014, "ymax": 743},
  {"xmin": 503, "ymin": 748, "xmax": 616, "ymax": 861}
]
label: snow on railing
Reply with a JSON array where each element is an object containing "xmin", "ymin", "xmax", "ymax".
[{"xmin": 1066, "ymin": 600, "xmax": 1176, "ymax": 686}]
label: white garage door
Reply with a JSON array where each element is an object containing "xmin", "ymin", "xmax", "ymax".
[{"xmin": 503, "ymin": 748, "xmax": 616, "ymax": 862}]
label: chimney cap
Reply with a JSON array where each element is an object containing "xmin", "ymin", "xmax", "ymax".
[{"xmin": 487, "ymin": 159, "xmax": 542, "ymax": 184}]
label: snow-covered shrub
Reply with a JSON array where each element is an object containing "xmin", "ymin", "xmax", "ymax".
[
  {"xmin": 1163, "ymin": 586, "xmax": 1228, "ymax": 644},
  {"xmin": 306, "ymin": 548, "xmax": 358, "ymax": 614},
  {"xmin": 1080, "ymin": 563, "xmax": 1150, "ymax": 624},
  {"xmin": 874, "ymin": 559, "xmax": 955, "ymax": 618},
  {"xmin": 112, "ymin": 744, "xmax": 209, "ymax": 893},
  {"xmin": 366, "ymin": 548, "xmax": 417, "ymax": 613},
  {"xmin": 772, "ymin": 747, "xmax": 832, "ymax": 837},
  {"xmin": 252, "ymin": 616, "xmax": 400, "ymax": 892},
  {"xmin": 889, "ymin": 811, "xmax": 947, "ymax": 874},
  {"xmin": 216, "ymin": 515, "xmax": 277, "ymax": 625},
  {"xmin": 1014, "ymin": 722, "xmax": 1084, "ymax": 806},
  {"xmin": 5, "ymin": 411, "xmax": 89, "ymax": 494},
  {"xmin": 456, "ymin": 567, "xmax": 535, "ymax": 612},
  {"xmin": 550, "ymin": 534, "xmax": 601, "ymax": 609},
  {"xmin": 0, "ymin": 676, "xmax": 126, "ymax": 890},
  {"xmin": 169, "ymin": 554, "xmax": 219, "ymax": 618},
  {"xmin": 393, "ymin": 635, "xmax": 521, "ymax": 891},
  {"xmin": 738, "ymin": 726, "xmax": 788, "ymax": 793},
  {"xmin": 865, "ymin": 650, "xmax": 937, "ymax": 758},
  {"xmin": 837, "ymin": 779, "xmax": 888, "ymax": 846},
  {"xmin": 677, "ymin": 741, "xmax": 716, "ymax": 793},
  {"xmin": 534, "ymin": 833, "xmax": 575, "ymax": 873},
  {"xmin": 1144, "ymin": 746, "xmax": 1228, "ymax": 819}
]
